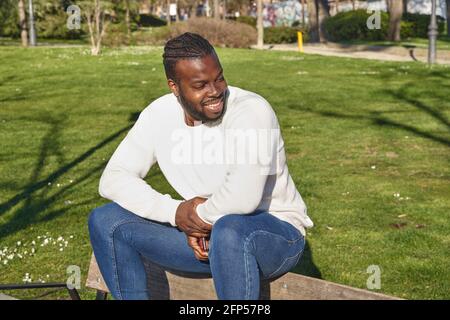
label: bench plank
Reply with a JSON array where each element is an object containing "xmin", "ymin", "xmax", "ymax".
[{"xmin": 86, "ymin": 254, "xmax": 400, "ymax": 300}]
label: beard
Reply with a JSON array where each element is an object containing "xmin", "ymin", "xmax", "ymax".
[{"xmin": 177, "ymin": 87, "xmax": 228, "ymax": 125}]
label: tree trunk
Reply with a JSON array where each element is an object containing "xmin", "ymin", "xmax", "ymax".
[
  {"xmin": 125, "ymin": 0, "xmax": 131, "ymax": 42},
  {"xmin": 351, "ymin": 0, "xmax": 355, "ymax": 10},
  {"xmin": 403, "ymin": 0, "xmax": 408, "ymax": 14},
  {"xmin": 256, "ymin": 0, "xmax": 263, "ymax": 48},
  {"xmin": 18, "ymin": 0, "xmax": 28, "ymax": 47},
  {"xmin": 85, "ymin": 0, "xmax": 109, "ymax": 56},
  {"xmin": 446, "ymin": 0, "xmax": 450, "ymax": 37},
  {"xmin": 387, "ymin": 0, "xmax": 403, "ymax": 41},
  {"xmin": 317, "ymin": 0, "xmax": 329, "ymax": 42},
  {"xmin": 308, "ymin": 0, "xmax": 328, "ymax": 42},
  {"xmin": 307, "ymin": 0, "xmax": 319, "ymax": 42},
  {"xmin": 223, "ymin": 0, "xmax": 226, "ymax": 20},
  {"xmin": 213, "ymin": 0, "xmax": 219, "ymax": 19},
  {"xmin": 167, "ymin": 0, "xmax": 171, "ymax": 25},
  {"xmin": 335, "ymin": 0, "xmax": 339, "ymax": 14},
  {"xmin": 301, "ymin": 0, "xmax": 306, "ymax": 25}
]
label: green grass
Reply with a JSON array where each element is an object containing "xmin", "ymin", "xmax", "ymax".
[
  {"xmin": 0, "ymin": 45, "xmax": 449, "ymax": 300},
  {"xmin": 339, "ymin": 36, "xmax": 450, "ymax": 50}
]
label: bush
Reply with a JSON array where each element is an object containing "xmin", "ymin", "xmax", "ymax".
[
  {"xmin": 167, "ymin": 17, "xmax": 257, "ymax": 48},
  {"xmin": 236, "ymin": 16, "xmax": 257, "ymax": 28},
  {"xmin": 138, "ymin": 14, "xmax": 167, "ymax": 27},
  {"xmin": 323, "ymin": 10, "xmax": 388, "ymax": 42},
  {"xmin": 103, "ymin": 23, "xmax": 130, "ymax": 47},
  {"xmin": 402, "ymin": 13, "xmax": 446, "ymax": 38},
  {"xmin": 264, "ymin": 26, "xmax": 309, "ymax": 44},
  {"xmin": 133, "ymin": 26, "xmax": 171, "ymax": 46}
]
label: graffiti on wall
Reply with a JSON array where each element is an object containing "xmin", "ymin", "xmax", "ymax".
[{"xmin": 262, "ymin": 1, "xmax": 306, "ymax": 27}]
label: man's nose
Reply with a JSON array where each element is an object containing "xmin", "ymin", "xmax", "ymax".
[{"xmin": 206, "ymin": 82, "xmax": 219, "ymax": 97}]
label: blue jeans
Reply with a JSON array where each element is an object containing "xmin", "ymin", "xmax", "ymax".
[{"xmin": 88, "ymin": 202, "xmax": 305, "ymax": 300}]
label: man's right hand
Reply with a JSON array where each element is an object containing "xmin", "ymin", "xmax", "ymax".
[
  {"xmin": 175, "ymin": 197, "xmax": 212, "ymax": 237},
  {"xmin": 187, "ymin": 235, "xmax": 209, "ymax": 261}
]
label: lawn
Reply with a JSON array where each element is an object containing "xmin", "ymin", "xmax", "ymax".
[
  {"xmin": 0, "ymin": 45, "xmax": 449, "ymax": 300},
  {"xmin": 340, "ymin": 36, "xmax": 450, "ymax": 51}
]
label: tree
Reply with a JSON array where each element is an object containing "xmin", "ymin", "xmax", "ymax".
[
  {"xmin": 256, "ymin": 0, "xmax": 263, "ymax": 48},
  {"xmin": 446, "ymin": 0, "xmax": 450, "ymax": 37},
  {"xmin": 18, "ymin": 0, "xmax": 28, "ymax": 46},
  {"xmin": 80, "ymin": 0, "xmax": 112, "ymax": 55},
  {"xmin": 307, "ymin": 0, "xmax": 329, "ymax": 43},
  {"xmin": 387, "ymin": 0, "xmax": 403, "ymax": 41},
  {"xmin": 213, "ymin": 0, "xmax": 219, "ymax": 19},
  {"xmin": 301, "ymin": 0, "xmax": 306, "ymax": 25}
]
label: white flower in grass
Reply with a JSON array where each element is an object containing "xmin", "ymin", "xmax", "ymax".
[
  {"xmin": 57, "ymin": 236, "xmax": 63, "ymax": 242},
  {"xmin": 3, "ymin": 260, "xmax": 7, "ymax": 265},
  {"xmin": 31, "ymin": 248, "xmax": 35, "ymax": 254},
  {"xmin": 31, "ymin": 241, "xmax": 36, "ymax": 246},
  {"xmin": 17, "ymin": 241, "xmax": 21, "ymax": 246},
  {"xmin": 59, "ymin": 248, "xmax": 64, "ymax": 252},
  {"xmin": 69, "ymin": 236, "xmax": 74, "ymax": 239},
  {"xmin": 17, "ymin": 254, "xmax": 22, "ymax": 259},
  {"xmin": 371, "ymin": 165, "xmax": 376, "ymax": 169}
]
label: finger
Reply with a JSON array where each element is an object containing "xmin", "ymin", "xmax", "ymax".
[
  {"xmin": 191, "ymin": 215, "xmax": 213, "ymax": 232},
  {"xmin": 191, "ymin": 245, "xmax": 208, "ymax": 260},
  {"xmin": 189, "ymin": 231, "xmax": 210, "ymax": 238},
  {"xmin": 192, "ymin": 197, "xmax": 207, "ymax": 204}
]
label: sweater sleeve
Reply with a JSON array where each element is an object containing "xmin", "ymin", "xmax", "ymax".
[
  {"xmin": 196, "ymin": 99, "xmax": 279, "ymax": 225},
  {"xmin": 98, "ymin": 108, "xmax": 182, "ymax": 226}
]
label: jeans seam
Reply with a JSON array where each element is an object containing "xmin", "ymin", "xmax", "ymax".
[
  {"xmin": 266, "ymin": 251, "xmax": 301, "ymax": 279},
  {"xmin": 109, "ymin": 219, "xmax": 143, "ymax": 300},
  {"xmin": 266, "ymin": 238, "xmax": 305, "ymax": 279},
  {"xmin": 243, "ymin": 230, "xmax": 304, "ymax": 280}
]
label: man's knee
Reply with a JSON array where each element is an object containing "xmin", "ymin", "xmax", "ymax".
[
  {"xmin": 211, "ymin": 214, "xmax": 247, "ymax": 250},
  {"xmin": 88, "ymin": 202, "xmax": 127, "ymax": 236}
]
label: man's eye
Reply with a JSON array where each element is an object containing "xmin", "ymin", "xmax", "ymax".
[{"xmin": 194, "ymin": 84, "xmax": 205, "ymax": 89}]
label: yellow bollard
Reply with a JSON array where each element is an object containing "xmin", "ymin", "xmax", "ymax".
[{"xmin": 297, "ymin": 31, "xmax": 304, "ymax": 53}]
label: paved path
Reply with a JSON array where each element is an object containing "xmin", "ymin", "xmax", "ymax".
[
  {"xmin": 0, "ymin": 293, "xmax": 17, "ymax": 300},
  {"xmin": 253, "ymin": 42, "xmax": 450, "ymax": 64}
]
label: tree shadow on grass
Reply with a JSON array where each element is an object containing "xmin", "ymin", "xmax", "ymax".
[
  {"xmin": 287, "ymin": 81, "xmax": 450, "ymax": 148},
  {"xmin": 0, "ymin": 112, "xmax": 142, "ymax": 240}
]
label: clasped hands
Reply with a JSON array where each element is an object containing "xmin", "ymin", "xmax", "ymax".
[{"xmin": 175, "ymin": 197, "xmax": 211, "ymax": 261}]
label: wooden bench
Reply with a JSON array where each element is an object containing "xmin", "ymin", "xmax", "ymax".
[{"xmin": 85, "ymin": 254, "xmax": 400, "ymax": 300}]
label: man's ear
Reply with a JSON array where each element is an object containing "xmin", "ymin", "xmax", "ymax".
[{"xmin": 167, "ymin": 79, "xmax": 179, "ymax": 97}]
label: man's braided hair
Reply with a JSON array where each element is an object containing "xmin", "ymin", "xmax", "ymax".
[{"xmin": 163, "ymin": 32, "xmax": 217, "ymax": 83}]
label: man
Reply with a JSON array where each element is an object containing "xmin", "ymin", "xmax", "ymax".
[{"xmin": 88, "ymin": 32, "xmax": 313, "ymax": 300}]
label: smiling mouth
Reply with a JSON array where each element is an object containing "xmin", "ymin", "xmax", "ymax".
[{"xmin": 203, "ymin": 97, "xmax": 224, "ymax": 113}]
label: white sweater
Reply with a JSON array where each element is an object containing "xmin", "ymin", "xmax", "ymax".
[{"xmin": 99, "ymin": 86, "xmax": 313, "ymax": 235}]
